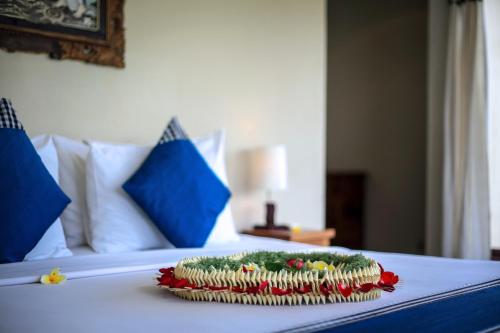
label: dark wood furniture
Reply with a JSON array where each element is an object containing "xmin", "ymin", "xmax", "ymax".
[
  {"xmin": 243, "ymin": 228, "xmax": 336, "ymax": 246},
  {"xmin": 492, "ymin": 249, "xmax": 500, "ymax": 261},
  {"xmin": 326, "ymin": 172, "xmax": 365, "ymax": 249}
]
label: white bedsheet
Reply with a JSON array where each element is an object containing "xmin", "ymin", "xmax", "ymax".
[
  {"xmin": 0, "ymin": 235, "xmax": 319, "ymax": 286},
  {"xmin": 0, "ymin": 236, "xmax": 499, "ymax": 333}
]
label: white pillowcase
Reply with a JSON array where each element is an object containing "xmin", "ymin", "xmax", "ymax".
[
  {"xmin": 85, "ymin": 130, "xmax": 239, "ymax": 253},
  {"xmin": 193, "ymin": 131, "xmax": 239, "ymax": 244},
  {"xmin": 53, "ymin": 135, "xmax": 90, "ymax": 247},
  {"xmin": 86, "ymin": 142, "xmax": 172, "ymax": 253},
  {"xmin": 26, "ymin": 135, "xmax": 73, "ymax": 261}
]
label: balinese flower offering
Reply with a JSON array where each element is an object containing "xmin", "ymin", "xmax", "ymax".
[{"xmin": 157, "ymin": 251, "xmax": 399, "ymax": 305}]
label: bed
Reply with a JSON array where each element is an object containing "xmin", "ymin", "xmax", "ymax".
[
  {"xmin": 1, "ymin": 235, "xmax": 499, "ymax": 333},
  {"xmin": 1, "ymin": 112, "xmax": 499, "ymax": 332}
]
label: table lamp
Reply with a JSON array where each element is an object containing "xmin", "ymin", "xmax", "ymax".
[{"xmin": 248, "ymin": 144, "xmax": 288, "ymax": 230}]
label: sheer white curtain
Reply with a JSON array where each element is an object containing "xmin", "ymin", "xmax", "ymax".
[
  {"xmin": 442, "ymin": 0, "xmax": 490, "ymax": 259},
  {"xmin": 484, "ymin": 0, "xmax": 500, "ymax": 251}
]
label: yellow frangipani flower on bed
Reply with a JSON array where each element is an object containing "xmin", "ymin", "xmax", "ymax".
[{"xmin": 40, "ymin": 268, "xmax": 66, "ymax": 285}]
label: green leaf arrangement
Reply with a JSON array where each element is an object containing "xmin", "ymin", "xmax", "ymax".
[{"xmin": 183, "ymin": 251, "xmax": 372, "ymax": 273}]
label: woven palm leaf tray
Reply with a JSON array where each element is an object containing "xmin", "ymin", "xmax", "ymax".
[{"xmin": 156, "ymin": 251, "xmax": 399, "ymax": 306}]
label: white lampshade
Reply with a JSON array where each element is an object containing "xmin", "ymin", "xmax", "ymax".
[{"xmin": 248, "ymin": 145, "xmax": 288, "ymax": 191}]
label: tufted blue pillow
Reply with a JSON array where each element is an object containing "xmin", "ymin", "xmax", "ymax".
[
  {"xmin": 0, "ymin": 98, "xmax": 71, "ymax": 263},
  {"xmin": 123, "ymin": 118, "xmax": 231, "ymax": 248}
]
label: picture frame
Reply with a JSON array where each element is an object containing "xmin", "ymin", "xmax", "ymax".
[{"xmin": 0, "ymin": 0, "xmax": 125, "ymax": 68}]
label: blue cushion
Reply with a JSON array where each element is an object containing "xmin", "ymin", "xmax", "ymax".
[
  {"xmin": 123, "ymin": 118, "xmax": 230, "ymax": 248},
  {"xmin": 0, "ymin": 99, "xmax": 71, "ymax": 263}
]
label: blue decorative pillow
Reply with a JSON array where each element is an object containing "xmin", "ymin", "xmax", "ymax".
[
  {"xmin": 123, "ymin": 118, "xmax": 231, "ymax": 248},
  {"xmin": 0, "ymin": 98, "xmax": 71, "ymax": 263}
]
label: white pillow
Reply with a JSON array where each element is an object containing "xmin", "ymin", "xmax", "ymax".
[
  {"xmin": 53, "ymin": 135, "xmax": 89, "ymax": 247},
  {"xmin": 193, "ymin": 131, "xmax": 239, "ymax": 244},
  {"xmin": 85, "ymin": 130, "xmax": 239, "ymax": 253},
  {"xmin": 26, "ymin": 135, "xmax": 73, "ymax": 261},
  {"xmin": 86, "ymin": 142, "xmax": 172, "ymax": 253}
]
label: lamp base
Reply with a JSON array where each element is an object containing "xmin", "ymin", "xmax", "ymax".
[{"xmin": 254, "ymin": 201, "xmax": 289, "ymax": 230}]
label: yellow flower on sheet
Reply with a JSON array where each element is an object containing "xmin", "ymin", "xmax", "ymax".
[
  {"xmin": 327, "ymin": 264, "xmax": 335, "ymax": 271},
  {"xmin": 40, "ymin": 268, "xmax": 66, "ymax": 285}
]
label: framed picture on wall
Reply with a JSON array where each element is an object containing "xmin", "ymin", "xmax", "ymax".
[{"xmin": 0, "ymin": 0, "xmax": 125, "ymax": 68}]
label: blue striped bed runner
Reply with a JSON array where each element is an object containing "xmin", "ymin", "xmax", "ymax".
[{"xmin": 280, "ymin": 279, "xmax": 500, "ymax": 333}]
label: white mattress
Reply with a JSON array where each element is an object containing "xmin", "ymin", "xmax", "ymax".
[{"xmin": 0, "ymin": 236, "xmax": 499, "ymax": 333}]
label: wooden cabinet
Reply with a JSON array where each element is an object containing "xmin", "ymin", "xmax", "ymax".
[
  {"xmin": 243, "ymin": 228, "xmax": 336, "ymax": 246},
  {"xmin": 326, "ymin": 172, "xmax": 365, "ymax": 249}
]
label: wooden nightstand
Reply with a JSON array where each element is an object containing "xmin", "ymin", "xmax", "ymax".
[{"xmin": 243, "ymin": 228, "xmax": 336, "ymax": 246}]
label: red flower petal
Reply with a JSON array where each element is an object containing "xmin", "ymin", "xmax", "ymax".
[
  {"xmin": 381, "ymin": 271, "xmax": 393, "ymax": 284},
  {"xmin": 296, "ymin": 260, "xmax": 304, "ymax": 270},
  {"xmin": 358, "ymin": 283, "xmax": 376, "ymax": 293},
  {"xmin": 231, "ymin": 286, "xmax": 244, "ymax": 293},
  {"xmin": 319, "ymin": 284, "xmax": 330, "ymax": 296},
  {"xmin": 157, "ymin": 275, "xmax": 173, "ymax": 286},
  {"xmin": 246, "ymin": 286, "xmax": 259, "ymax": 294},
  {"xmin": 376, "ymin": 264, "xmax": 399, "ymax": 290},
  {"xmin": 295, "ymin": 284, "xmax": 312, "ymax": 294},
  {"xmin": 380, "ymin": 271, "xmax": 400, "ymax": 286},
  {"xmin": 369, "ymin": 263, "xmax": 398, "ymax": 293},
  {"xmin": 287, "ymin": 259, "xmax": 297, "ymax": 267},
  {"xmin": 173, "ymin": 278, "xmax": 189, "ymax": 288},
  {"xmin": 337, "ymin": 283, "xmax": 353, "ymax": 298},
  {"xmin": 258, "ymin": 281, "xmax": 269, "ymax": 291},
  {"xmin": 208, "ymin": 286, "xmax": 228, "ymax": 291},
  {"xmin": 242, "ymin": 266, "xmax": 248, "ymax": 273},
  {"xmin": 159, "ymin": 267, "xmax": 175, "ymax": 279},
  {"xmin": 271, "ymin": 287, "xmax": 293, "ymax": 296}
]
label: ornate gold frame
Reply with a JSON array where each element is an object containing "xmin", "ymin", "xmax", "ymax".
[{"xmin": 0, "ymin": 0, "xmax": 125, "ymax": 68}]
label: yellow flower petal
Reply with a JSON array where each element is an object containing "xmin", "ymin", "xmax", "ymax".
[
  {"xmin": 54, "ymin": 275, "xmax": 66, "ymax": 284},
  {"xmin": 40, "ymin": 275, "xmax": 51, "ymax": 284},
  {"xmin": 312, "ymin": 261, "xmax": 328, "ymax": 271},
  {"xmin": 327, "ymin": 264, "xmax": 335, "ymax": 271},
  {"xmin": 40, "ymin": 268, "xmax": 66, "ymax": 285}
]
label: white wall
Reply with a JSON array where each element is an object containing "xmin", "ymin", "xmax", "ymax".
[
  {"xmin": 327, "ymin": 0, "xmax": 427, "ymax": 254},
  {"xmin": 0, "ymin": 0, "xmax": 326, "ymax": 232}
]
